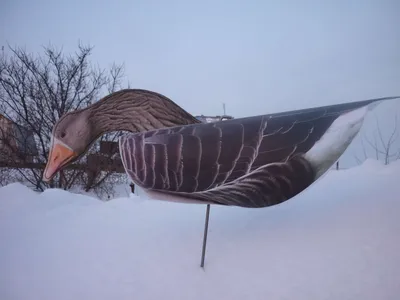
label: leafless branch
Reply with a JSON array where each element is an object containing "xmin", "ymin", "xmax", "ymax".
[
  {"xmin": 355, "ymin": 113, "xmax": 399, "ymax": 165},
  {"xmin": 0, "ymin": 43, "xmax": 128, "ymax": 193}
]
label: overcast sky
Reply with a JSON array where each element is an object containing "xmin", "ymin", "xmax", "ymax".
[{"xmin": 1, "ymin": 0, "xmax": 400, "ymax": 166}]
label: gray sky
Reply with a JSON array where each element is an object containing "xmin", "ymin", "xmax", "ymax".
[{"xmin": 1, "ymin": 0, "xmax": 400, "ymax": 166}]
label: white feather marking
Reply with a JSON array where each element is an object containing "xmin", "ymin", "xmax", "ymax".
[
  {"xmin": 304, "ymin": 102, "xmax": 382, "ymax": 179},
  {"xmin": 119, "ymin": 136, "xmax": 129, "ymax": 173},
  {"xmin": 263, "ymin": 127, "xmax": 283, "ymax": 137},
  {"xmin": 280, "ymin": 122, "xmax": 296, "ymax": 134}
]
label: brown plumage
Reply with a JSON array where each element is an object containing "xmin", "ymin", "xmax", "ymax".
[
  {"xmin": 42, "ymin": 89, "xmax": 400, "ymax": 208},
  {"xmin": 43, "ymin": 89, "xmax": 201, "ymax": 176}
]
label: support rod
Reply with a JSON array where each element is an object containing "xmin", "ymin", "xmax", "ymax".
[{"xmin": 200, "ymin": 204, "xmax": 211, "ymax": 268}]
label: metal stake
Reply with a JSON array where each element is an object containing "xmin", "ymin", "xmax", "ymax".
[{"xmin": 200, "ymin": 204, "xmax": 211, "ymax": 268}]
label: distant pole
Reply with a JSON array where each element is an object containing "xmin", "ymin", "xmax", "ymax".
[
  {"xmin": 200, "ymin": 204, "xmax": 211, "ymax": 268},
  {"xmin": 222, "ymin": 103, "xmax": 226, "ymax": 115},
  {"xmin": 336, "ymin": 161, "xmax": 339, "ymax": 170}
]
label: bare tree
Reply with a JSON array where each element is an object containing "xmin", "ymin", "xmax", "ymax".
[
  {"xmin": 355, "ymin": 114, "xmax": 400, "ymax": 165},
  {"xmin": 0, "ymin": 43, "xmax": 128, "ymax": 195}
]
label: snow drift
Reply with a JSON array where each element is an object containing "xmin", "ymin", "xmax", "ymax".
[{"xmin": 0, "ymin": 159, "xmax": 399, "ymax": 300}]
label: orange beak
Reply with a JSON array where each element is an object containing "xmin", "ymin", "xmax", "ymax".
[{"xmin": 42, "ymin": 138, "xmax": 77, "ymax": 182}]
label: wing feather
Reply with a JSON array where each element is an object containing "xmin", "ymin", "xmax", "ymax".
[
  {"xmin": 143, "ymin": 143, "xmax": 155, "ymax": 188},
  {"xmin": 152, "ymin": 143, "xmax": 168, "ymax": 189},
  {"xmin": 180, "ymin": 135, "xmax": 201, "ymax": 192},
  {"xmin": 121, "ymin": 112, "xmax": 337, "ymax": 194}
]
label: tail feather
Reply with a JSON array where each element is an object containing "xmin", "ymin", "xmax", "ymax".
[{"xmin": 304, "ymin": 97, "xmax": 398, "ymax": 179}]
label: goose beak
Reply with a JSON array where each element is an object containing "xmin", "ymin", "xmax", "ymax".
[{"xmin": 42, "ymin": 138, "xmax": 77, "ymax": 182}]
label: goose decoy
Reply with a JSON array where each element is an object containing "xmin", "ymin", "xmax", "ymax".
[{"xmin": 42, "ymin": 89, "xmax": 399, "ymax": 208}]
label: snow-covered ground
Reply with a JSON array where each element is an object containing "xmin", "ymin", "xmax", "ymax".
[{"xmin": 0, "ymin": 159, "xmax": 399, "ymax": 300}]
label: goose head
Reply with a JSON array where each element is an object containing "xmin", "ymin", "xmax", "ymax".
[
  {"xmin": 42, "ymin": 109, "xmax": 94, "ymax": 182},
  {"xmin": 42, "ymin": 89, "xmax": 200, "ymax": 182}
]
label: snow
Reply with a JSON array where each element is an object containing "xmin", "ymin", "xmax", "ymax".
[{"xmin": 1, "ymin": 159, "xmax": 400, "ymax": 300}]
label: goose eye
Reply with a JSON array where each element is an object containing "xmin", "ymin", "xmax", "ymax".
[{"xmin": 60, "ymin": 132, "xmax": 66, "ymax": 138}]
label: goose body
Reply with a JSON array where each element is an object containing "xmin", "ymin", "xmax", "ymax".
[
  {"xmin": 118, "ymin": 97, "xmax": 395, "ymax": 207},
  {"xmin": 42, "ymin": 89, "xmax": 399, "ymax": 208}
]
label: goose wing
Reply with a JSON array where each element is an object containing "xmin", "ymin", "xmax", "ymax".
[
  {"xmin": 120, "ymin": 108, "xmax": 337, "ymax": 191},
  {"xmin": 119, "ymin": 96, "xmax": 398, "ymax": 207}
]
